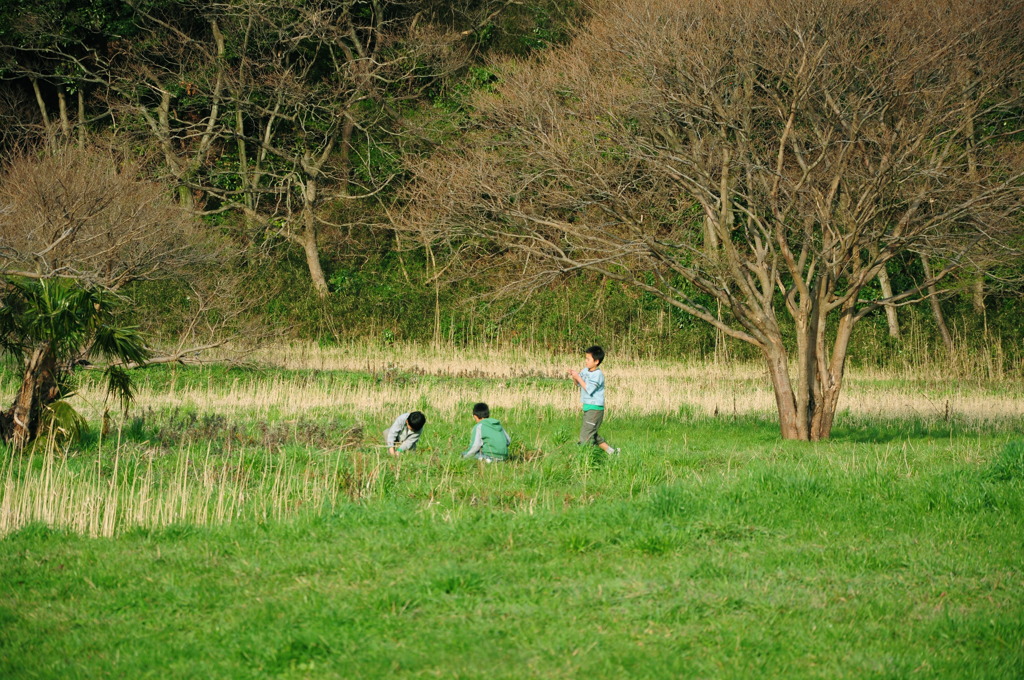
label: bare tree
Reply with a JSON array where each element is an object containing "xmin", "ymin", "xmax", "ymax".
[
  {"xmin": 0, "ymin": 143, "xmax": 207, "ymax": 289},
  {"xmin": 400, "ymin": 0, "xmax": 1024, "ymax": 440}
]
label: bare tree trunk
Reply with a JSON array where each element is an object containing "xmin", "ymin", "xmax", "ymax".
[
  {"xmin": 77, "ymin": 90, "xmax": 86, "ymax": 146},
  {"xmin": 250, "ymin": 95, "xmax": 282, "ymax": 203},
  {"xmin": 299, "ymin": 197, "xmax": 329, "ymax": 297},
  {"xmin": 186, "ymin": 19, "xmax": 226, "ymax": 174},
  {"xmin": 792, "ymin": 274, "xmax": 833, "ymax": 441},
  {"xmin": 338, "ymin": 115, "xmax": 355, "ymax": 199},
  {"xmin": 877, "ymin": 263, "xmax": 900, "ymax": 338},
  {"xmin": 30, "ymin": 78, "xmax": 50, "ymax": 130},
  {"xmin": 763, "ymin": 342, "xmax": 802, "ymax": 440},
  {"xmin": 713, "ymin": 300, "xmax": 728, "ymax": 364},
  {"xmin": 235, "ymin": 108, "xmax": 251, "ymax": 209},
  {"xmin": 293, "ymin": 138, "xmax": 336, "ymax": 298},
  {"xmin": 143, "ymin": 89, "xmax": 194, "ymax": 208},
  {"xmin": 812, "ymin": 308, "xmax": 856, "ymax": 441},
  {"xmin": 703, "ymin": 214, "xmax": 720, "ymax": 250},
  {"xmin": 794, "ymin": 316, "xmax": 817, "ymax": 441},
  {"xmin": 921, "ymin": 254, "xmax": 953, "ymax": 352},
  {"xmin": 424, "ymin": 243, "xmax": 441, "ymax": 347},
  {"xmin": 971, "ymin": 276, "xmax": 985, "ymax": 314},
  {"xmin": 57, "ymin": 88, "xmax": 71, "ymax": 137},
  {"xmin": 788, "ymin": 286, "xmax": 858, "ymax": 441}
]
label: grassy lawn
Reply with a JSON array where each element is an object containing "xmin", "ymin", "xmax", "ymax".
[{"xmin": 1, "ymin": 346, "xmax": 1022, "ymax": 678}]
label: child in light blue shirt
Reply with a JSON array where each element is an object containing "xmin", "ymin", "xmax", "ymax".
[{"xmin": 567, "ymin": 345, "xmax": 618, "ymax": 455}]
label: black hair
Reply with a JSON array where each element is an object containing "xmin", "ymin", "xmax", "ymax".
[
  {"xmin": 407, "ymin": 411, "xmax": 426, "ymax": 431},
  {"xmin": 585, "ymin": 345, "xmax": 605, "ymax": 365},
  {"xmin": 473, "ymin": 402, "xmax": 490, "ymax": 419}
]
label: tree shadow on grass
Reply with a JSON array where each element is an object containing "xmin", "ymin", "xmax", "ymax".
[
  {"xmin": 684, "ymin": 412, "xmax": 975, "ymax": 446},
  {"xmin": 690, "ymin": 410, "xmax": 1008, "ymax": 446},
  {"xmin": 830, "ymin": 417, "xmax": 964, "ymax": 444}
]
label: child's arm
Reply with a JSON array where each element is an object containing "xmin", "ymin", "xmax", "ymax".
[
  {"xmin": 461, "ymin": 423, "xmax": 484, "ymax": 458},
  {"xmin": 385, "ymin": 413, "xmax": 407, "ymax": 455},
  {"xmin": 397, "ymin": 428, "xmax": 420, "ymax": 452},
  {"xmin": 575, "ymin": 370, "xmax": 602, "ymax": 395},
  {"xmin": 567, "ymin": 368, "xmax": 586, "ymax": 388}
]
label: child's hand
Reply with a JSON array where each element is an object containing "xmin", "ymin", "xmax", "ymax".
[{"xmin": 568, "ymin": 368, "xmax": 579, "ymax": 378}]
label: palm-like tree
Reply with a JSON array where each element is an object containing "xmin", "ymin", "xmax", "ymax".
[{"xmin": 0, "ymin": 277, "xmax": 149, "ymax": 448}]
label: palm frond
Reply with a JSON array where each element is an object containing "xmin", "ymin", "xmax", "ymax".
[
  {"xmin": 38, "ymin": 399, "xmax": 89, "ymax": 445},
  {"xmin": 93, "ymin": 324, "xmax": 150, "ymax": 365},
  {"xmin": 105, "ymin": 365, "xmax": 136, "ymax": 412}
]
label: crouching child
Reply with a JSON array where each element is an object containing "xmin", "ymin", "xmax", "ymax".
[
  {"xmin": 460, "ymin": 402, "xmax": 510, "ymax": 463},
  {"xmin": 384, "ymin": 410, "xmax": 426, "ymax": 456}
]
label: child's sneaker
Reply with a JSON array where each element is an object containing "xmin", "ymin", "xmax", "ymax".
[{"xmin": 608, "ymin": 447, "xmax": 620, "ymax": 455}]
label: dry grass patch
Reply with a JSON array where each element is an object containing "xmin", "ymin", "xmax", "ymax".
[{"xmin": 115, "ymin": 341, "xmax": 1024, "ymax": 423}]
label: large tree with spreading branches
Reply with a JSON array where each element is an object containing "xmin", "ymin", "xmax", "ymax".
[{"xmin": 400, "ymin": 0, "xmax": 1024, "ymax": 440}]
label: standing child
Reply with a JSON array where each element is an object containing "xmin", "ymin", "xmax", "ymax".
[
  {"xmin": 384, "ymin": 410, "xmax": 427, "ymax": 456},
  {"xmin": 568, "ymin": 345, "xmax": 618, "ymax": 455},
  {"xmin": 460, "ymin": 402, "xmax": 511, "ymax": 462}
]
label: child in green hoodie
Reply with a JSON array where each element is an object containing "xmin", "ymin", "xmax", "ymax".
[{"xmin": 460, "ymin": 402, "xmax": 511, "ymax": 462}]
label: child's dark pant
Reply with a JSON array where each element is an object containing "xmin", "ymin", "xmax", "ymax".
[{"xmin": 579, "ymin": 409, "xmax": 606, "ymax": 446}]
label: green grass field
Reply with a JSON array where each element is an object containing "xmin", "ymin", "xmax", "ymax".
[{"xmin": 1, "ymin": 346, "xmax": 1022, "ymax": 678}]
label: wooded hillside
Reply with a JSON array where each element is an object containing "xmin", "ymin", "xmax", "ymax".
[{"xmin": 1, "ymin": 0, "xmax": 1021, "ymax": 370}]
